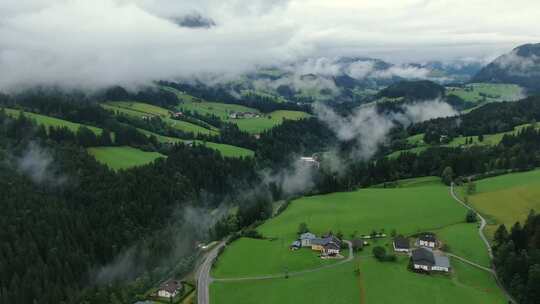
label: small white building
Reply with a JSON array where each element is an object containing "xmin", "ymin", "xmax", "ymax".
[
  {"xmin": 300, "ymin": 232, "xmax": 317, "ymax": 247},
  {"xmin": 300, "ymin": 157, "xmax": 320, "ymax": 169},
  {"xmin": 418, "ymin": 234, "xmax": 438, "ymax": 248},
  {"xmin": 157, "ymin": 280, "xmax": 183, "ymax": 299}
]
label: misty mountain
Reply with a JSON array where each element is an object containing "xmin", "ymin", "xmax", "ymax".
[
  {"xmin": 227, "ymin": 57, "xmax": 466, "ymax": 104},
  {"xmin": 174, "ymin": 13, "xmax": 216, "ymax": 28},
  {"xmin": 472, "ymin": 43, "xmax": 540, "ymax": 92}
]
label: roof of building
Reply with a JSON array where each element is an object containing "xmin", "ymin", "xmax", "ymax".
[
  {"xmin": 412, "ymin": 248, "xmax": 435, "ymax": 266},
  {"xmin": 419, "ymin": 233, "xmax": 437, "ymax": 242},
  {"xmin": 323, "ymin": 242, "xmax": 340, "ymax": 250},
  {"xmin": 311, "ymin": 236, "xmax": 341, "ymax": 246},
  {"xmin": 434, "ymin": 254, "xmax": 451, "ymax": 268},
  {"xmin": 393, "ymin": 236, "xmax": 410, "ymax": 249},
  {"xmin": 159, "ymin": 280, "xmax": 182, "ymax": 294},
  {"xmin": 351, "ymin": 239, "xmax": 364, "ymax": 248},
  {"xmin": 300, "ymin": 232, "xmax": 316, "ymax": 240}
]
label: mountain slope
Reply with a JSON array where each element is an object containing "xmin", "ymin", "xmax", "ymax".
[{"xmin": 472, "ymin": 43, "xmax": 540, "ymax": 92}]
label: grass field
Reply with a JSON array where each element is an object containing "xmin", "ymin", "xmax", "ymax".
[
  {"xmin": 211, "ymin": 177, "xmax": 505, "ymax": 303},
  {"xmin": 3, "ymin": 108, "xmax": 103, "ymax": 135},
  {"xmin": 102, "ymin": 102, "xmax": 218, "ymax": 136},
  {"xmin": 212, "ymin": 237, "xmax": 344, "ymax": 278},
  {"xmin": 446, "ymin": 83, "xmax": 523, "ymax": 104},
  {"xmin": 87, "ymin": 146, "xmax": 165, "ymax": 170},
  {"xmin": 434, "ymin": 223, "xmax": 490, "ymax": 267},
  {"xmin": 360, "ymin": 256, "xmax": 505, "ymax": 304},
  {"xmin": 211, "ymin": 262, "xmax": 360, "ymax": 304},
  {"xmin": 257, "ymin": 182, "xmax": 465, "ymax": 239},
  {"xmin": 388, "ymin": 123, "xmax": 538, "ymax": 158},
  {"xmin": 135, "ymin": 128, "xmax": 254, "ymax": 158},
  {"xmin": 166, "ymin": 87, "xmax": 310, "ymax": 134},
  {"xmin": 462, "ymin": 169, "xmax": 540, "ymax": 239}
]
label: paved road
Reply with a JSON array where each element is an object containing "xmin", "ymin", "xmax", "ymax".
[
  {"xmin": 449, "ymin": 183, "xmax": 515, "ymax": 303},
  {"xmin": 213, "ymin": 240, "xmax": 355, "ymax": 282},
  {"xmin": 197, "ymin": 241, "xmax": 225, "ymax": 304}
]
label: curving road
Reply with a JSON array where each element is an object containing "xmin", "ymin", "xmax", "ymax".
[
  {"xmin": 449, "ymin": 183, "xmax": 515, "ymax": 304},
  {"xmin": 197, "ymin": 241, "xmax": 225, "ymax": 304}
]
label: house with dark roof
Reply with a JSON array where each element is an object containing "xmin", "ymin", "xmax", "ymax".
[
  {"xmin": 393, "ymin": 236, "xmax": 410, "ymax": 253},
  {"xmin": 311, "ymin": 236, "xmax": 342, "ymax": 255},
  {"xmin": 322, "ymin": 242, "xmax": 341, "ymax": 256},
  {"xmin": 157, "ymin": 280, "xmax": 183, "ymax": 299},
  {"xmin": 418, "ymin": 233, "xmax": 438, "ymax": 248},
  {"xmin": 300, "ymin": 232, "xmax": 317, "ymax": 247},
  {"xmin": 411, "ymin": 248, "xmax": 450, "ymax": 272}
]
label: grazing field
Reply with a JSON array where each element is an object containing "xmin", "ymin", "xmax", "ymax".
[
  {"xmin": 233, "ymin": 110, "xmax": 310, "ymax": 134},
  {"xmin": 136, "ymin": 128, "xmax": 254, "ymax": 158},
  {"xmin": 446, "ymin": 83, "xmax": 524, "ymax": 104},
  {"xmin": 434, "ymin": 223, "xmax": 490, "ymax": 267},
  {"xmin": 211, "ymin": 177, "xmax": 505, "ymax": 304},
  {"xmin": 212, "ymin": 237, "xmax": 343, "ymax": 278},
  {"xmin": 463, "ymin": 169, "xmax": 540, "ymax": 239},
  {"xmin": 87, "ymin": 146, "xmax": 165, "ymax": 170},
  {"xmin": 102, "ymin": 102, "xmax": 218, "ymax": 136},
  {"xmin": 210, "ymin": 263, "xmax": 360, "ymax": 304},
  {"xmin": 388, "ymin": 123, "xmax": 538, "ymax": 158},
  {"xmin": 360, "ymin": 256, "xmax": 505, "ymax": 304},
  {"xmin": 258, "ymin": 182, "xmax": 465, "ymax": 239},
  {"xmin": 3, "ymin": 108, "xmax": 103, "ymax": 135},
  {"xmin": 166, "ymin": 87, "xmax": 310, "ymax": 133}
]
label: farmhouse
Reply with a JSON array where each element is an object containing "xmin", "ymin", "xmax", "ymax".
[
  {"xmin": 157, "ymin": 280, "xmax": 183, "ymax": 299},
  {"xmin": 411, "ymin": 248, "xmax": 451, "ymax": 273},
  {"xmin": 300, "ymin": 232, "xmax": 317, "ymax": 247},
  {"xmin": 393, "ymin": 236, "xmax": 410, "ymax": 253},
  {"xmin": 311, "ymin": 236, "xmax": 341, "ymax": 256},
  {"xmin": 418, "ymin": 233, "xmax": 438, "ymax": 248},
  {"xmin": 229, "ymin": 112, "xmax": 261, "ymax": 119}
]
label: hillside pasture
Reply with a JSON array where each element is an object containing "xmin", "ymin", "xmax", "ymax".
[
  {"xmin": 446, "ymin": 83, "xmax": 524, "ymax": 104},
  {"xmin": 210, "ymin": 262, "xmax": 360, "ymax": 304},
  {"xmin": 258, "ymin": 182, "xmax": 465, "ymax": 240},
  {"xmin": 3, "ymin": 108, "xmax": 103, "ymax": 135},
  {"xmin": 212, "ymin": 237, "xmax": 344, "ymax": 278},
  {"xmin": 360, "ymin": 256, "xmax": 505, "ymax": 304},
  {"xmin": 102, "ymin": 102, "xmax": 218, "ymax": 136},
  {"xmin": 463, "ymin": 169, "xmax": 540, "ymax": 239},
  {"xmin": 88, "ymin": 146, "xmax": 165, "ymax": 170}
]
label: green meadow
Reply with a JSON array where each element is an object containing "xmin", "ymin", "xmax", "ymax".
[
  {"xmin": 102, "ymin": 102, "xmax": 218, "ymax": 136},
  {"xmin": 359, "ymin": 256, "xmax": 505, "ymax": 304},
  {"xmin": 211, "ymin": 263, "xmax": 360, "ymax": 304},
  {"xmin": 212, "ymin": 237, "xmax": 343, "ymax": 278},
  {"xmin": 257, "ymin": 181, "xmax": 465, "ymax": 239},
  {"xmin": 446, "ymin": 83, "xmax": 523, "ymax": 104},
  {"xmin": 166, "ymin": 87, "xmax": 310, "ymax": 133},
  {"xmin": 463, "ymin": 169, "xmax": 540, "ymax": 239},
  {"xmin": 87, "ymin": 146, "xmax": 165, "ymax": 170},
  {"xmin": 3, "ymin": 108, "xmax": 103, "ymax": 135},
  {"xmin": 211, "ymin": 177, "xmax": 506, "ymax": 304},
  {"xmin": 136, "ymin": 128, "xmax": 254, "ymax": 158},
  {"xmin": 388, "ymin": 123, "xmax": 538, "ymax": 158}
]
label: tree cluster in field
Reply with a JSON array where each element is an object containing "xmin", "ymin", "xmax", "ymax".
[
  {"xmin": 372, "ymin": 246, "xmax": 397, "ymax": 262},
  {"xmin": 492, "ymin": 211, "xmax": 540, "ymax": 304}
]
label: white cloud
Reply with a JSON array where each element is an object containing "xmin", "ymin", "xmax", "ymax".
[{"xmin": 0, "ymin": 0, "xmax": 539, "ymax": 91}]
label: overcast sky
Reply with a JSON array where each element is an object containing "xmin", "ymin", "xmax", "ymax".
[{"xmin": 1, "ymin": 0, "xmax": 539, "ymax": 91}]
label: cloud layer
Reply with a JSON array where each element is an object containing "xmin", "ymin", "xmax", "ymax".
[{"xmin": 1, "ymin": 0, "xmax": 539, "ymax": 91}]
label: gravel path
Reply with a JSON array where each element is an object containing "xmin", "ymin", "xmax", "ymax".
[{"xmin": 449, "ymin": 183, "xmax": 515, "ymax": 303}]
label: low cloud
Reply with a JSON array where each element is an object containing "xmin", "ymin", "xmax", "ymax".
[
  {"xmin": 315, "ymin": 99, "xmax": 457, "ymax": 160},
  {"xmin": 12, "ymin": 142, "xmax": 66, "ymax": 185}
]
